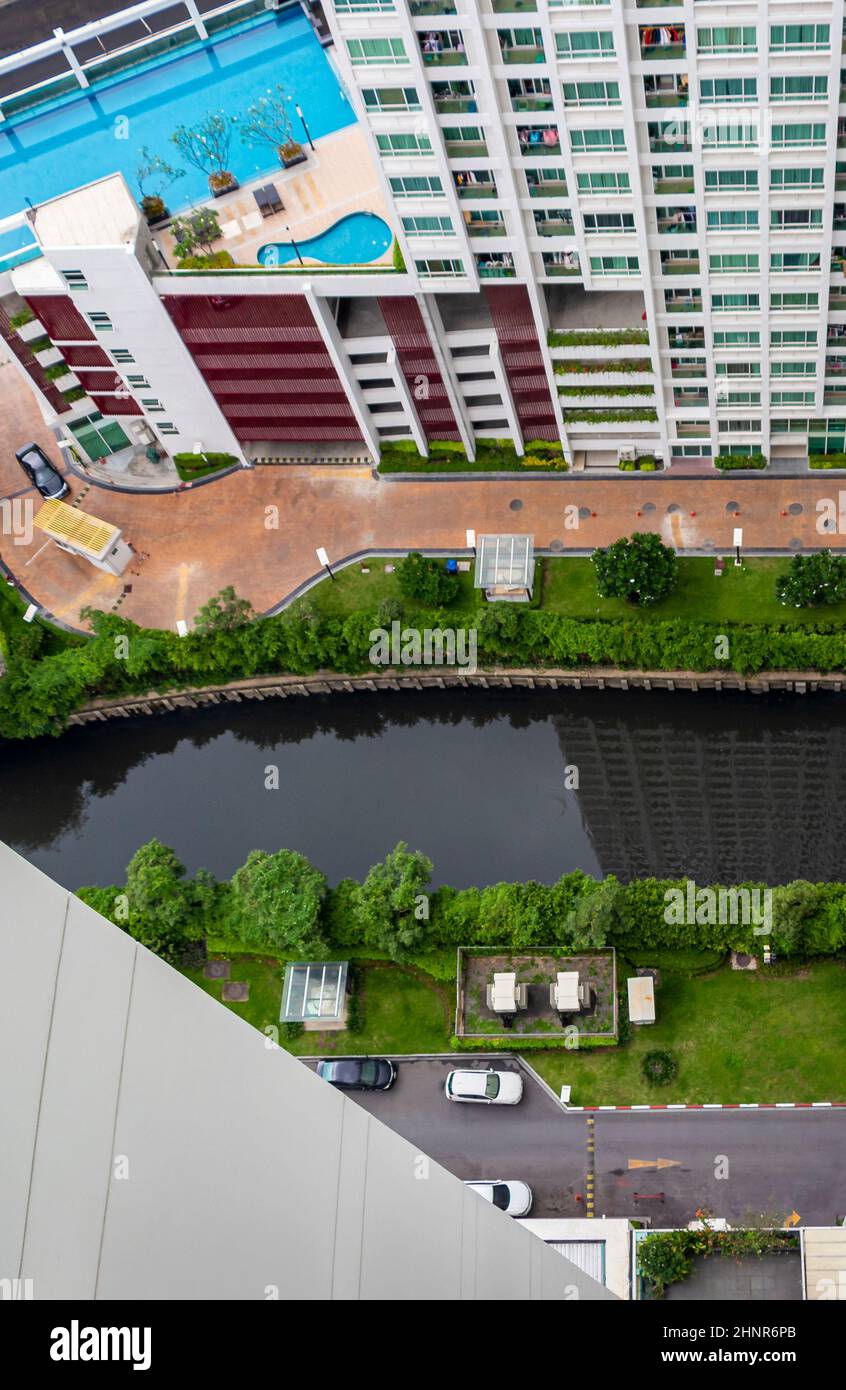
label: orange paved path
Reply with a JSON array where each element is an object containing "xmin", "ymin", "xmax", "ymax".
[{"xmin": 0, "ymin": 361, "xmax": 841, "ymax": 631}]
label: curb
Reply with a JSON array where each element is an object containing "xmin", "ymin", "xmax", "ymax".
[{"xmin": 566, "ymin": 1101, "xmax": 846, "ymax": 1112}]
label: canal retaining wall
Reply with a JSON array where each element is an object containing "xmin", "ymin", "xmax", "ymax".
[{"xmin": 67, "ymin": 667, "xmax": 846, "ymax": 724}]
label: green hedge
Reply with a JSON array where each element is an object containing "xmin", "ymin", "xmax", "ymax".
[
  {"xmin": 16, "ymin": 601, "xmax": 846, "ymax": 740},
  {"xmin": 558, "ymin": 385, "xmax": 655, "ymax": 398},
  {"xmin": 809, "ymin": 452, "xmax": 846, "ymax": 469},
  {"xmin": 379, "ymin": 438, "xmax": 567, "ymax": 473},
  {"xmin": 9, "ymin": 308, "xmax": 35, "ymax": 330},
  {"xmin": 548, "ymin": 328, "xmax": 649, "ymax": 347},
  {"xmin": 448, "ymin": 1034, "xmax": 619, "ymax": 1053},
  {"xmin": 562, "ymin": 408, "xmax": 658, "ymax": 423},
  {"xmin": 172, "ymin": 452, "xmax": 238, "ymax": 472},
  {"xmin": 716, "ymin": 452, "xmax": 767, "ymax": 470},
  {"xmin": 554, "ymin": 359, "xmax": 652, "ymax": 376}
]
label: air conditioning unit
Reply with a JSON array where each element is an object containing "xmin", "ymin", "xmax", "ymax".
[{"xmin": 618, "ymin": 449, "xmax": 636, "ymax": 463}]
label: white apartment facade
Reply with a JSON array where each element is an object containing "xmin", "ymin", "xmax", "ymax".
[
  {"xmin": 325, "ymin": 0, "xmax": 846, "ymax": 468},
  {"xmin": 3, "ymin": 0, "xmax": 846, "ymax": 471}
]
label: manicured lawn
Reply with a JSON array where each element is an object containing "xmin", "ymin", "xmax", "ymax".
[
  {"xmin": 184, "ymin": 956, "xmax": 452, "ymax": 1056},
  {"xmin": 185, "ymin": 953, "xmax": 846, "ymax": 1102},
  {"xmin": 293, "ymin": 556, "xmax": 846, "ymax": 629},
  {"xmin": 532, "ymin": 959, "xmax": 846, "ymax": 1105},
  {"xmin": 539, "ymin": 557, "xmax": 846, "ymax": 627},
  {"xmin": 294, "ymin": 558, "xmax": 481, "ymax": 620}
]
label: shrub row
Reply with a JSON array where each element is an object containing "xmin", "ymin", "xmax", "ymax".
[
  {"xmin": 547, "ymin": 328, "xmax": 649, "ymax": 347},
  {"xmin": 12, "ymin": 603, "xmax": 846, "ymax": 739},
  {"xmin": 809, "ymin": 452, "xmax": 846, "ymax": 469},
  {"xmin": 715, "ymin": 452, "xmax": 767, "ymax": 470}
]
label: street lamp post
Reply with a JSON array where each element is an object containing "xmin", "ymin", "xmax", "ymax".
[
  {"xmin": 296, "ymin": 103, "xmax": 315, "ymax": 151},
  {"xmin": 733, "ymin": 526, "xmax": 743, "ymax": 568},
  {"xmin": 316, "ymin": 546, "xmax": 335, "ymax": 581},
  {"xmin": 285, "ymin": 224, "xmax": 304, "ymax": 266}
]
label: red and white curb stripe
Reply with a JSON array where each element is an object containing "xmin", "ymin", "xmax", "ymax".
[{"xmin": 565, "ymin": 1101, "xmax": 845, "ymax": 1112}]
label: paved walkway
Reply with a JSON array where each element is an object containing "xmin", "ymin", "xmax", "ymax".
[{"xmin": 2, "ymin": 361, "xmax": 845, "ymax": 632}]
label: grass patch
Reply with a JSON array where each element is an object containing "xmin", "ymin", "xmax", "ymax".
[
  {"xmin": 539, "ymin": 557, "xmax": 846, "ymax": 627},
  {"xmin": 292, "ymin": 558, "xmax": 481, "ymax": 620},
  {"xmin": 293, "ymin": 556, "xmax": 846, "ymax": 631},
  {"xmin": 183, "ymin": 956, "xmax": 451, "ymax": 1056},
  {"xmin": 531, "ymin": 960, "xmax": 846, "ymax": 1104}
]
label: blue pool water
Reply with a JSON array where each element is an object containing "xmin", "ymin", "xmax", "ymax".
[
  {"xmin": 258, "ymin": 212, "xmax": 392, "ymax": 267},
  {"xmin": 0, "ymin": 9, "xmax": 354, "ymax": 246}
]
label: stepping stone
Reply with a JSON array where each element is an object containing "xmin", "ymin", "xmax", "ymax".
[
  {"xmin": 204, "ymin": 960, "xmax": 231, "ymax": 980},
  {"xmin": 222, "ymin": 981, "xmax": 250, "ymax": 1001}
]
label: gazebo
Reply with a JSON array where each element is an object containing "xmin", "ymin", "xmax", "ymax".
[{"xmin": 474, "ymin": 533, "xmax": 535, "ymax": 602}]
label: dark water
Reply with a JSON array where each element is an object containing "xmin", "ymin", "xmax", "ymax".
[{"xmin": 1, "ymin": 689, "xmax": 845, "ymax": 891}]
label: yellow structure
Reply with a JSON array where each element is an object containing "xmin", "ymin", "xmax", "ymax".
[{"xmin": 34, "ymin": 498, "xmax": 132, "ymax": 575}]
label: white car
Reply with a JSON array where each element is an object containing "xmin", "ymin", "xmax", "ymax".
[
  {"xmin": 464, "ymin": 1180, "xmax": 533, "ymax": 1217},
  {"xmin": 444, "ymin": 1068, "xmax": 523, "ymax": 1105}
]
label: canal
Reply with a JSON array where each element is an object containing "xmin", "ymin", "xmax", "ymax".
[{"xmin": 1, "ymin": 687, "xmax": 843, "ymax": 891}]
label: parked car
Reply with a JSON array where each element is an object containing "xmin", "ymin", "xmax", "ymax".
[
  {"xmin": 464, "ymin": 1180, "xmax": 533, "ymax": 1217},
  {"xmin": 444, "ymin": 1068, "xmax": 523, "ymax": 1105},
  {"xmin": 316, "ymin": 1057, "xmax": 396, "ymax": 1091},
  {"xmin": 15, "ymin": 443, "xmax": 68, "ymax": 500}
]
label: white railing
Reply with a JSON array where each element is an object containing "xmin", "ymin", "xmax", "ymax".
[{"xmin": 0, "ymin": 0, "xmax": 276, "ymax": 119}]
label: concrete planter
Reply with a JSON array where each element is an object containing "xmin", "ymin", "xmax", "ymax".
[{"xmin": 17, "ymin": 318, "xmax": 45, "ymax": 343}]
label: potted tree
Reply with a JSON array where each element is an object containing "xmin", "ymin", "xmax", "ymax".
[
  {"xmin": 169, "ymin": 208, "xmax": 224, "ymax": 265},
  {"xmin": 238, "ymin": 85, "xmax": 306, "ymax": 169},
  {"xmin": 171, "ymin": 111, "xmax": 239, "ymax": 197},
  {"xmin": 135, "ymin": 146, "xmax": 184, "ymax": 225}
]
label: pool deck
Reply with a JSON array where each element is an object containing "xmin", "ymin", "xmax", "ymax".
[{"xmin": 158, "ymin": 126, "xmax": 393, "ymax": 271}]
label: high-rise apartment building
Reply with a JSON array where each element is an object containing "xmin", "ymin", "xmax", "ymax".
[{"xmin": 1, "ymin": 0, "xmax": 845, "ymax": 473}]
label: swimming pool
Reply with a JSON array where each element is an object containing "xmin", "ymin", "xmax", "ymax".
[
  {"xmin": 257, "ymin": 212, "xmax": 393, "ymax": 267},
  {"xmin": 0, "ymin": 10, "xmax": 354, "ymax": 239}
]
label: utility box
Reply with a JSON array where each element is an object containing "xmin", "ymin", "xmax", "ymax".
[{"xmin": 34, "ymin": 498, "xmax": 133, "ymax": 576}]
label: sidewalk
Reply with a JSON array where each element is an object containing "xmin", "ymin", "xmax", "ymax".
[{"xmin": 1, "ymin": 359, "xmax": 844, "ymax": 632}]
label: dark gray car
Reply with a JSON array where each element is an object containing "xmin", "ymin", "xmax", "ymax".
[
  {"xmin": 15, "ymin": 442, "xmax": 68, "ymax": 500},
  {"xmin": 316, "ymin": 1058, "xmax": 396, "ymax": 1091}
]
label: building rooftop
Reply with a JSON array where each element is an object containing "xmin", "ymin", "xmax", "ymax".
[
  {"xmin": 31, "ymin": 173, "xmax": 140, "ymax": 249},
  {"xmin": 0, "ymin": 841, "xmax": 612, "ymax": 1302}
]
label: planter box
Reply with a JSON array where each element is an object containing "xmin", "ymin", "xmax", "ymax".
[
  {"xmin": 17, "ymin": 318, "xmax": 45, "ymax": 343},
  {"xmin": 210, "ymin": 176, "xmax": 239, "ymax": 198},
  {"xmin": 34, "ymin": 346, "xmax": 64, "ymax": 368},
  {"xmin": 281, "ymin": 150, "xmax": 307, "ymax": 170}
]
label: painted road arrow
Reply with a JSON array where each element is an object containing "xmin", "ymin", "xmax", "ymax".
[{"xmin": 628, "ymin": 1158, "xmax": 682, "ymax": 1170}]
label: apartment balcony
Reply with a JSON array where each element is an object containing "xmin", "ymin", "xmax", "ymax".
[
  {"xmin": 491, "ymin": 0, "xmax": 538, "ymax": 11},
  {"xmin": 432, "ymin": 81, "xmax": 477, "ymax": 114},
  {"xmin": 410, "ymin": 1, "xmax": 457, "ymax": 15},
  {"xmin": 834, "ymin": 205, "xmax": 846, "ymax": 231},
  {"xmin": 534, "ymin": 215, "xmax": 575, "ymax": 237},
  {"xmin": 498, "ymin": 31, "xmax": 546, "ymax": 65},
  {"xmin": 829, "ymin": 290, "xmax": 846, "ymax": 309},
  {"xmin": 509, "ymin": 82, "xmax": 554, "ymax": 113},
  {"xmin": 475, "ymin": 252, "xmax": 516, "ymax": 278},
  {"xmin": 454, "ymin": 172, "xmax": 497, "ymax": 198},
  {"xmin": 445, "ymin": 136, "xmax": 489, "ymax": 157},
  {"xmin": 661, "ymin": 254, "xmax": 700, "ymax": 275},
  {"xmin": 639, "ymin": 27, "xmax": 687, "ymax": 61},
  {"xmin": 657, "ymin": 208, "xmax": 697, "ymax": 234},
  {"xmin": 673, "ymin": 390, "xmax": 709, "ymax": 407},
  {"xmin": 517, "ymin": 126, "xmax": 561, "ymax": 155},
  {"xmin": 675, "ymin": 420, "xmax": 711, "ymax": 438},
  {"xmin": 824, "ymin": 389, "xmax": 846, "ymax": 405},
  {"xmin": 653, "ymin": 175, "xmax": 695, "ymax": 195},
  {"xmin": 664, "ymin": 292, "xmax": 702, "ymax": 312},
  {"xmin": 667, "ymin": 327, "xmax": 705, "ymax": 349},
  {"xmin": 826, "ymin": 355, "xmax": 846, "ymax": 373},
  {"xmin": 527, "ymin": 175, "xmax": 568, "ymax": 198},
  {"xmin": 465, "ymin": 217, "xmax": 507, "ymax": 237},
  {"xmin": 671, "ymin": 359, "xmax": 706, "ymax": 379},
  {"xmin": 649, "ymin": 126, "xmax": 692, "ymax": 154},
  {"xmin": 541, "ymin": 246, "xmax": 581, "ymax": 275},
  {"xmin": 420, "ymin": 33, "xmax": 467, "ymax": 66},
  {"xmin": 644, "ymin": 75, "xmax": 689, "ymax": 109}
]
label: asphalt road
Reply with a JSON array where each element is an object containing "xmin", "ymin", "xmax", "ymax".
[{"xmin": 305, "ymin": 1058, "xmax": 846, "ymax": 1226}]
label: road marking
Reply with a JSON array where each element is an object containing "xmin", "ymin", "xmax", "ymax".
[
  {"xmin": 784, "ymin": 1210, "xmax": 801, "ymax": 1228},
  {"xmin": 585, "ymin": 1115, "xmax": 596, "ymax": 1218},
  {"xmin": 627, "ymin": 1158, "xmax": 682, "ymax": 1170}
]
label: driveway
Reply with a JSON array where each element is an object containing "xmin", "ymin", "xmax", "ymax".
[{"xmin": 306, "ymin": 1058, "xmax": 846, "ymax": 1225}]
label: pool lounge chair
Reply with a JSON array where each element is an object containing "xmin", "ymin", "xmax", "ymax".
[{"xmin": 254, "ymin": 183, "xmax": 284, "ymax": 218}]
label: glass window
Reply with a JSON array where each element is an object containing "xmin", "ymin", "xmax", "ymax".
[
  {"xmin": 698, "ymin": 27, "xmax": 757, "ymax": 55},
  {"xmin": 556, "ymin": 31, "xmax": 614, "ymax": 58}
]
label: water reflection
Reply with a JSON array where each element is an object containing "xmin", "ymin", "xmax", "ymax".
[{"xmin": 0, "ymin": 689, "xmax": 843, "ymax": 890}]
